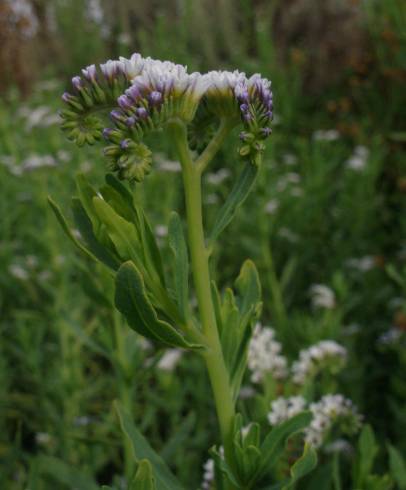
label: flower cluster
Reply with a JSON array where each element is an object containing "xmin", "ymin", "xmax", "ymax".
[
  {"xmin": 267, "ymin": 394, "xmax": 362, "ymax": 449},
  {"xmin": 292, "ymin": 340, "xmax": 347, "ymax": 385},
  {"xmin": 60, "ymin": 52, "xmax": 273, "ymax": 181},
  {"xmin": 247, "ymin": 324, "xmax": 288, "ymax": 383},
  {"xmin": 310, "ymin": 284, "xmax": 336, "ymax": 309},
  {"xmin": 305, "ymin": 394, "xmax": 362, "ymax": 448},
  {"xmin": 267, "ymin": 396, "xmax": 307, "ymax": 425}
]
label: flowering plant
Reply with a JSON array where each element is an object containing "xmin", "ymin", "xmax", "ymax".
[{"xmin": 50, "ymin": 52, "xmax": 319, "ymax": 489}]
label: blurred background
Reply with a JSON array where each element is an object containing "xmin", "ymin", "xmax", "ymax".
[{"xmin": 0, "ymin": 0, "xmax": 405, "ymax": 488}]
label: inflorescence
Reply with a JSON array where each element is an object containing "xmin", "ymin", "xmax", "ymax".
[
  {"xmin": 268, "ymin": 394, "xmax": 362, "ymax": 449},
  {"xmin": 60, "ymin": 53, "xmax": 273, "ymax": 182}
]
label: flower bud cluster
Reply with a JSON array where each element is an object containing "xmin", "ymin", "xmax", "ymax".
[
  {"xmin": 292, "ymin": 340, "xmax": 347, "ymax": 385},
  {"xmin": 60, "ymin": 52, "xmax": 273, "ymax": 181},
  {"xmin": 267, "ymin": 394, "xmax": 362, "ymax": 449},
  {"xmin": 247, "ymin": 324, "xmax": 288, "ymax": 383}
]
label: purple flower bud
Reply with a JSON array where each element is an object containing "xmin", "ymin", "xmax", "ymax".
[
  {"xmin": 261, "ymin": 127, "xmax": 272, "ymax": 137},
  {"xmin": 243, "ymin": 112, "xmax": 253, "ymax": 122},
  {"xmin": 126, "ymin": 116, "xmax": 136, "ymax": 127},
  {"xmin": 120, "ymin": 139, "xmax": 131, "ymax": 150},
  {"xmin": 72, "ymin": 76, "xmax": 84, "ymax": 91},
  {"xmin": 265, "ymin": 110, "xmax": 273, "ymax": 119},
  {"xmin": 103, "ymin": 128, "xmax": 114, "ymax": 140},
  {"xmin": 117, "ymin": 95, "xmax": 133, "ymax": 111},
  {"xmin": 62, "ymin": 92, "xmax": 73, "ymax": 103},
  {"xmin": 135, "ymin": 107, "xmax": 148, "ymax": 119},
  {"xmin": 82, "ymin": 64, "xmax": 97, "ymax": 82},
  {"xmin": 110, "ymin": 109, "xmax": 124, "ymax": 122},
  {"xmin": 239, "ymin": 131, "xmax": 248, "ymax": 141},
  {"xmin": 235, "ymin": 84, "xmax": 249, "ymax": 103},
  {"xmin": 240, "ymin": 103, "xmax": 249, "ymax": 113},
  {"xmin": 126, "ymin": 85, "xmax": 142, "ymax": 101},
  {"xmin": 148, "ymin": 91, "xmax": 163, "ymax": 106}
]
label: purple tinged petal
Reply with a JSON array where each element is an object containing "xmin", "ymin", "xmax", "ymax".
[
  {"xmin": 148, "ymin": 91, "xmax": 163, "ymax": 106},
  {"xmin": 103, "ymin": 128, "xmax": 113, "ymax": 140},
  {"xmin": 120, "ymin": 139, "xmax": 131, "ymax": 149},
  {"xmin": 117, "ymin": 95, "xmax": 132, "ymax": 110},
  {"xmin": 72, "ymin": 76, "xmax": 84, "ymax": 90},
  {"xmin": 110, "ymin": 109, "xmax": 124, "ymax": 121},
  {"xmin": 126, "ymin": 116, "xmax": 136, "ymax": 127},
  {"xmin": 82, "ymin": 64, "xmax": 97, "ymax": 82},
  {"xmin": 62, "ymin": 92, "xmax": 73, "ymax": 103},
  {"xmin": 135, "ymin": 107, "xmax": 148, "ymax": 119},
  {"xmin": 126, "ymin": 85, "xmax": 142, "ymax": 101}
]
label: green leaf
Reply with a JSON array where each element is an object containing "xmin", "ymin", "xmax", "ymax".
[
  {"xmin": 48, "ymin": 197, "xmax": 100, "ymax": 264},
  {"xmin": 115, "ymin": 261, "xmax": 202, "ymax": 349},
  {"xmin": 282, "ymin": 444, "xmax": 317, "ymax": 489},
  {"xmin": 37, "ymin": 455, "xmax": 99, "ymax": 490},
  {"xmin": 388, "ymin": 445, "xmax": 406, "ymax": 489},
  {"xmin": 256, "ymin": 412, "xmax": 313, "ymax": 481},
  {"xmin": 209, "ymin": 163, "xmax": 259, "ymax": 244},
  {"xmin": 168, "ymin": 212, "xmax": 189, "ymax": 321},
  {"xmin": 354, "ymin": 425, "xmax": 379, "ymax": 486},
  {"xmin": 71, "ymin": 197, "xmax": 120, "ymax": 269},
  {"xmin": 138, "ymin": 208, "xmax": 166, "ymax": 286},
  {"xmin": 235, "ymin": 259, "xmax": 262, "ymax": 320},
  {"xmin": 93, "ymin": 196, "xmax": 143, "ymax": 265},
  {"xmin": 114, "ymin": 401, "xmax": 184, "ymax": 490},
  {"xmin": 130, "ymin": 460, "xmax": 157, "ymax": 490},
  {"xmin": 161, "ymin": 412, "xmax": 196, "ymax": 460}
]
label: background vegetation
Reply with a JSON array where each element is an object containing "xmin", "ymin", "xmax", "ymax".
[{"xmin": 0, "ymin": 0, "xmax": 405, "ymax": 488}]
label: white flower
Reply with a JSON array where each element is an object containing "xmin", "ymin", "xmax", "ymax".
[
  {"xmin": 248, "ymin": 324, "xmax": 288, "ymax": 383},
  {"xmin": 345, "ymin": 256, "xmax": 375, "ymax": 272},
  {"xmin": 206, "ymin": 169, "xmax": 231, "ymax": 185},
  {"xmin": 313, "ymin": 129, "xmax": 340, "ymax": 141},
  {"xmin": 304, "ymin": 394, "xmax": 362, "ymax": 448},
  {"xmin": 157, "ymin": 349, "xmax": 182, "ymax": 371},
  {"xmin": 265, "ymin": 199, "xmax": 279, "ymax": 215},
  {"xmin": 9, "ymin": 264, "xmax": 29, "ymax": 280},
  {"xmin": 268, "ymin": 396, "xmax": 306, "ymax": 426},
  {"xmin": 346, "ymin": 146, "xmax": 369, "ymax": 171},
  {"xmin": 292, "ymin": 340, "xmax": 347, "ymax": 385},
  {"xmin": 310, "ymin": 284, "xmax": 336, "ymax": 309},
  {"xmin": 155, "ymin": 225, "xmax": 168, "ymax": 238}
]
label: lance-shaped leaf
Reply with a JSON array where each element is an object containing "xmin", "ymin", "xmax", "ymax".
[
  {"xmin": 71, "ymin": 197, "xmax": 120, "ymax": 269},
  {"xmin": 48, "ymin": 197, "xmax": 102, "ymax": 265},
  {"xmin": 168, "ymin": 212, "xmax": 190, "ymax": 321},
  {"xmin": 209, "ymin": 163, "xmax": 259, "ymax": 244},
  {"xmin": 130, "ymin": 460, "xmax": 157, "ymax": 490},
  {"xmin": 37, "ymin": 455, "xmax": 99, "ymax": 490},
  {"xmin": 115, "ymin": 261, "xmax": 202, "ymax": 349},
  {"xmin": 115, "ymin": 401, "xmax": 184, "ymax": 490},
  {"xmin": 388, "ymin": 445, "xmax": 406, "ymax": 489},
  {"xmin": 254, "ymin": 412, "xmax": 312, "ymax": 482},
  {"xmin": 281, "ymin": 444, "xmax": 317, "ymax": 489}
]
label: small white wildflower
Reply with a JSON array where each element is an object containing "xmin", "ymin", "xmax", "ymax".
[
  {"xmin": 346, "ymin": 146, "xmax": 369, "ymax": 171},
  {"xmin": 22, "ymin": 154, "xmax": 57, "ymax": 171},
  {"xmin": 239, "ymin": 385, "xmax": 256, "ymax": 399},
  {"xmin": 265, "ymin": 199, "xmax": 279, "ymax": 215},
  {"xmin": 278, "ymin": 227, "xmax": 299, "ymax": 243},
  {"xmin": 157, "ymin": 349, "xmax": 183, "ymax": 371},
  {"xmin": 9, "ymin": 264, "xmax": 29, "ymax": 280},
  {"xmin": 313, "ymin": 129, "xmax": 340, "ymax": 141},
  {"xmin": 268, "ymin": 396, "xmax": 307, "ymax": 426},
  {"xmin": 292, "ymin": 340, "xmax": 347, "ymax": 385},
  {"xmin": 206, "ymin": 169, "xmax": 231, "ymax": 185},
  {"xmin": 378, "ymin": 328, "xmax": 402, "ymax": 345},
  {"xmin": 248, "ymin": 324, "xmax": 288, "ymax": 383},
  {"xmin": 155, "ymin": 225, "xmax": 168, "ymax": 238},
  {"xmin": 305, "ymin": 394, "xmax": 362, "ymax": 448},
  {"xmin": 310, "ymin": 284, "xmax": 336, "ymax": 309},
  {"xmin": 282, "ymin": 153, "xmax": 297, "ymax": 166},
  {"xmin": 345, "ymin": 256, "xmax": 375, "ymax": 272},
  {"xmin": 35, "ymin": 432, "xmax": 52, "ymax": 446}
]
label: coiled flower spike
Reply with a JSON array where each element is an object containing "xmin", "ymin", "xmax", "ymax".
[{"xmin": 60, "ymin": 52, "xmax": 274, "ymax": 181}]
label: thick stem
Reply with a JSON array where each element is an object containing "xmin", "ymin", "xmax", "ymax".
[
  {"xmin": 195, "ymin": 118, "xmax": 234, "ymax": 174},
  {"xmin": 170, "ymin": 121, "xmax": 237, "ymax": 477}
]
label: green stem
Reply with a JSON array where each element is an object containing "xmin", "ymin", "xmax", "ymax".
[
  {"xmin": 170, "ymin": 120, "xmax": 237, "ymax": 480},
  {"xmin": 113, "ymin": 309, "xmax": 134, "ymax": 480},
  {"xmin": 195, "ymin": 118, "xmax": 234, "ymax": 173}
]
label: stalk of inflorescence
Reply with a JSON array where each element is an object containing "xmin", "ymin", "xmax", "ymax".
[
  {"xmin": 170, "ymin": 120, "xmax": 237, "ymax": 478},
  {"xmin": 56, "ymin": 52, "xmax": 275, "ymax": 487}
]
